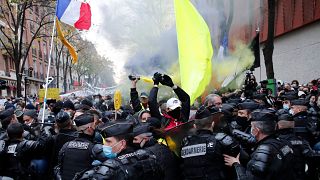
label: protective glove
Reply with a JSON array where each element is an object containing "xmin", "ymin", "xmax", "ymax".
[
  {"xmin": 152, "ymin": 72, "xmax": 162, "ymax": 85},
  {"xmin": 160, "ymin": 74, "xmax": 174, "ymax": 87}
]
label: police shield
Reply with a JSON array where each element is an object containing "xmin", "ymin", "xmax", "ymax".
[{"xmin": 165, "ymin": 112, "xmax": 224, "ymax": 156}]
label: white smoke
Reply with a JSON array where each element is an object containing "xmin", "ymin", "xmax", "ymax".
[{"xmin": 84, "ymin": 0, "xmax": 260, "ymax": 91}]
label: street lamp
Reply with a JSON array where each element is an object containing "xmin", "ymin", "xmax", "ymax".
[
  {"xmin": 23, "ymin": 67, "xmax": 33, "ymax": 104},
  {"xmin": 24, "ymin": 76, "xmax": 27, "ymax": 103}
]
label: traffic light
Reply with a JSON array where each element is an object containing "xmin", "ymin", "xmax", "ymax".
[{"xmin": 0, "ymin": 80, "xmax": 7, "ymax": 90}]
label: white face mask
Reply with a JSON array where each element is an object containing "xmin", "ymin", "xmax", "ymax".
[
  {"xmin": 94, "ymin": 98, "xmax": 100, "ymax": 103},
  {"xmin": 289, "ymin": 109, "xmax": 294, "ymax": 115},
  {"xmin": 250, "ymin": 127, "xmax": 254, "ymax": 136}
]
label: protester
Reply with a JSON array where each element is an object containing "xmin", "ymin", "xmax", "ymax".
[{"xmin": 149, "ymin": 72, "xmax": 190, "ymax": 130}]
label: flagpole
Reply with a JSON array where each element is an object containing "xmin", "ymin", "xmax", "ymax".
[{"xmin": 41, "ymin": 18, "xmax": 56, "ymax": 123}]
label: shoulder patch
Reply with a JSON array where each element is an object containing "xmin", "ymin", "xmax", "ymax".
[
  {"xmin": 7, "ymin": 144, "xmax": 17, "ymax": 154},
  {"xmin": 67, "ymin": 141, "xmax": 90, "ymax": 150},
  {"xmin": 215, "ymin": 133, "xmax": 226, "ymax": 140},
  {"xmin": 181, "ymin": 143, "xmax": 206, "ymax": 158},
  {"xmin": 280, "ymin": 145, "xmax": 293, "ymax": 157}
]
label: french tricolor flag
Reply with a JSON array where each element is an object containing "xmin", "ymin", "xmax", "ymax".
[{"xmin": 56, "ymin": 0, "xmax": 92, "ymax": 30}]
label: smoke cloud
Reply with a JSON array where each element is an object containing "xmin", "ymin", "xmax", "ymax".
[{"xmin": 86, "ymin": 0, "xmax": 260, "ymax": 99}]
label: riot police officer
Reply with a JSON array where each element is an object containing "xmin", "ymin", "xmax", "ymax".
[
  {"xmin": 79, "ymin": 121, "xmax": 164, "ymax": 180},
  {"xmin": 180, "ymin": 106, "xmax": 240, "ymax": 180},
  {"xmin": 276, "ymin": 111, "xmax": 313, "ymax": 180},
  {"xmin": 230, "ymin": 102, "xmax": 260, "ymax": 133},
  {"xmin": 0, "ymin": 109, "xmax": 18, "ymax": 140},
  {"xmin": 50, "ymin": 111, "xmax": 78, "ymax": 169},
  {"xmin": 291, "ymin": 99, "xmax": 318, "ymax": 146},
  {"xmin": 224, "ymin": 109, "xmax": 295, "ymax": 180},
  {"xmin": 133, "ymin": 123, "xmax": 180, "ymax": 180},
  {"xmin": 0, "ymin": 122, "xmax": 52, "ymax": 179},
  {"xmin": 55, "ymin": 114, "xmax": 99, "ymax": 179}
]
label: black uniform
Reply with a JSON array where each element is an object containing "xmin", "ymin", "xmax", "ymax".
[
  {"xmin": 0, "ymin": 136, "xmax": 49, "ymax": 179},
  {"xmin": 51, "ymin": 128, "xmax": 78, "ymax": 167},
  {"xmin": 180, "ymin": 129, "xmax": 240, "ymax": 180},
  {"xmin": 232, "ymin": 135, "xmax": 295, "ymax": 180},
  {"xmin": 79, "ymin": 148, "xmax": 164, "ymax": 180},
  {"xmin": 144, "ymin": 138, "xmax": 181, "ymax": 180},
  {"xmin": 56, "ymin": 133, "xmax": 96, "ymax": 180},
  {"xmin": 293, "ymin": 111, "xmax": 317, "ymax": 145},
  {"xmin": 277, "ymin": 128, "xmax": 312, "ymax": 180}
]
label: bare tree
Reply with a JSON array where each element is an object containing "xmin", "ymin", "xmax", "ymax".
[
  {"xmin": 0, "ymin": 0, "xmax": 55, "ymax": 97},
  {"xmin": 71, "ymin": 40, "xmax": 115, "ymax": 87}
]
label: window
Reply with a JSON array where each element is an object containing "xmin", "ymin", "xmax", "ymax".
[
  {"xmin": 39, "ymin": 62, "xmax": 43, "ymax": 74},
  {"xmin": 9, "ymin": 59, "xmax": 15, "ymax": 70}
]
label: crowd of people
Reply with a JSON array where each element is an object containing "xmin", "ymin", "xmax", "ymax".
[{"xmin": 0, "ymin": 72, "xmax": 320, "ymax": 180}]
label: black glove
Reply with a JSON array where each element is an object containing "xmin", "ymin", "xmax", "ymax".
[
  {"xmin": 153, "ymin": 72, "xmax": 162, "ymax": 85},
  {"xmin": 160, "ymin": 74, "xmax": 174, "ymax": 87}
]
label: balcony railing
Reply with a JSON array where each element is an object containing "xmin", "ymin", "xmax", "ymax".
[{"xmin": 5, "ymin": 71, "xmax": 10, "ymax": 77}]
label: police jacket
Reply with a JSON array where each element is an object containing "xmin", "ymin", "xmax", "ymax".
[
  {"xmin": 232, "ymin": 134, "xmax": 295, "ymax": 180},
  {"xmin": 180, "ymin": 129, "xmax": 240, "ymax": 180},
  {"xmin": 144, "ymin": 138, "xmax": 181, "ymax": 180},
  {"xmin": 276, "ymin": 128, "xmax": 313, "ymax": 180},
  {"xmin": 79, "ymin": 147, "xmax": 164, "ymax": 180},
  {"xmin": 149, "ymin": 86, "xmax": 190, "ymax": 130},
  {"xmin": 293, "ymin": 111, "xmax": 317, "ymax": 145},
  {"xmin": 0, "ymin": 135, "xmax": 50, "ymax": 179},
  {"xmin": 51, "ymin": 128, "xmax": 78, "ymax": 168},
  {"xmin": 56, "ymin": 133, "xmax": 96, "ymax": 180},
  {"xmin": 22, "ymin": 123, "xmax": 42, "ymax": 141}
]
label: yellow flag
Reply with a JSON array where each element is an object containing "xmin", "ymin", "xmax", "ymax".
[
  {"xmin": 174, "ymin": 0, "xmax": 213, "ymax": 105},
  {"xmin": 56, "ymin": 17, "xmax": 78, "ymax": 64},
  {"xmin": 114, "ymin": 90, "xmax": 122, "ymax": 110}
]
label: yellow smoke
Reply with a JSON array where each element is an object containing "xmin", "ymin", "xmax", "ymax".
[
  {"xmin": 169, "ymin": 42, "xmax": 254, "ymax": 98},
  {"xmin": 210, "ymin": 42, "xmax": 254, "ymax": 91},
  {"xmin": 117, "ymin": 42, "xmax": 253, "ymax": 103}
]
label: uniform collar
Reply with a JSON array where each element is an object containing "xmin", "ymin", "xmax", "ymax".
[
  {"xmin": 77, "ymin": 133, "xmax": 94, "ymax": 142},
  {"xmin": 277, "ymin": 128, "xmax": 294, "ymax": 135},
  {"xmin": 196, "ymin": 129, "xmax": 213, "ymax": 135}
]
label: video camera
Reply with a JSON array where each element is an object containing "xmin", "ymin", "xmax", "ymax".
[{"xmin": 243, "ymin": 71, "xmax": 257, "ymax": 98}]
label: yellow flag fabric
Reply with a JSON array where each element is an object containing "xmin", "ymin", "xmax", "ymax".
[
  {"xmin": 114, "ymin": 90, "xmax": 122, "ymax": 110},
  {"xmin": 174, "ymin": 0, "xmax": 213, "ymax": 105},
  {"xmin": 56, "ymin": 17, "xmax": 78, "ymax": 64}
]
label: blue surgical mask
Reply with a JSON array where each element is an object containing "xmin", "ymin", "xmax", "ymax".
[
  {"xmin": 102, "ymin": 145, "xmax": 117, "ymax": 159},
  {"xmin": 102, "ymin": 140, "xmax": 122, "ymax": 159},
  {"xmin": 283, "ymin": 104, "xmax": 290, "ymax": 110}
]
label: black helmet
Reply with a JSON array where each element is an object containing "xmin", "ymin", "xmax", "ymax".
[{"xmin": 55, "ymin": 111, "xmax": 70, "ymax": 124}]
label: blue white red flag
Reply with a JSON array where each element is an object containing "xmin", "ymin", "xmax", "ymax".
[{"xmin": 56, "ymin": 0, "xmax": 92, "ymax": 30}]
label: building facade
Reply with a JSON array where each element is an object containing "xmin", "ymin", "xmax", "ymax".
[
  {"xmin": 254, "ymin": 0, "xmax": 320, "ymax": 83},
  {"xmin": 0, "ymin": 0, "xmax": 80, "ymax": 97}
]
